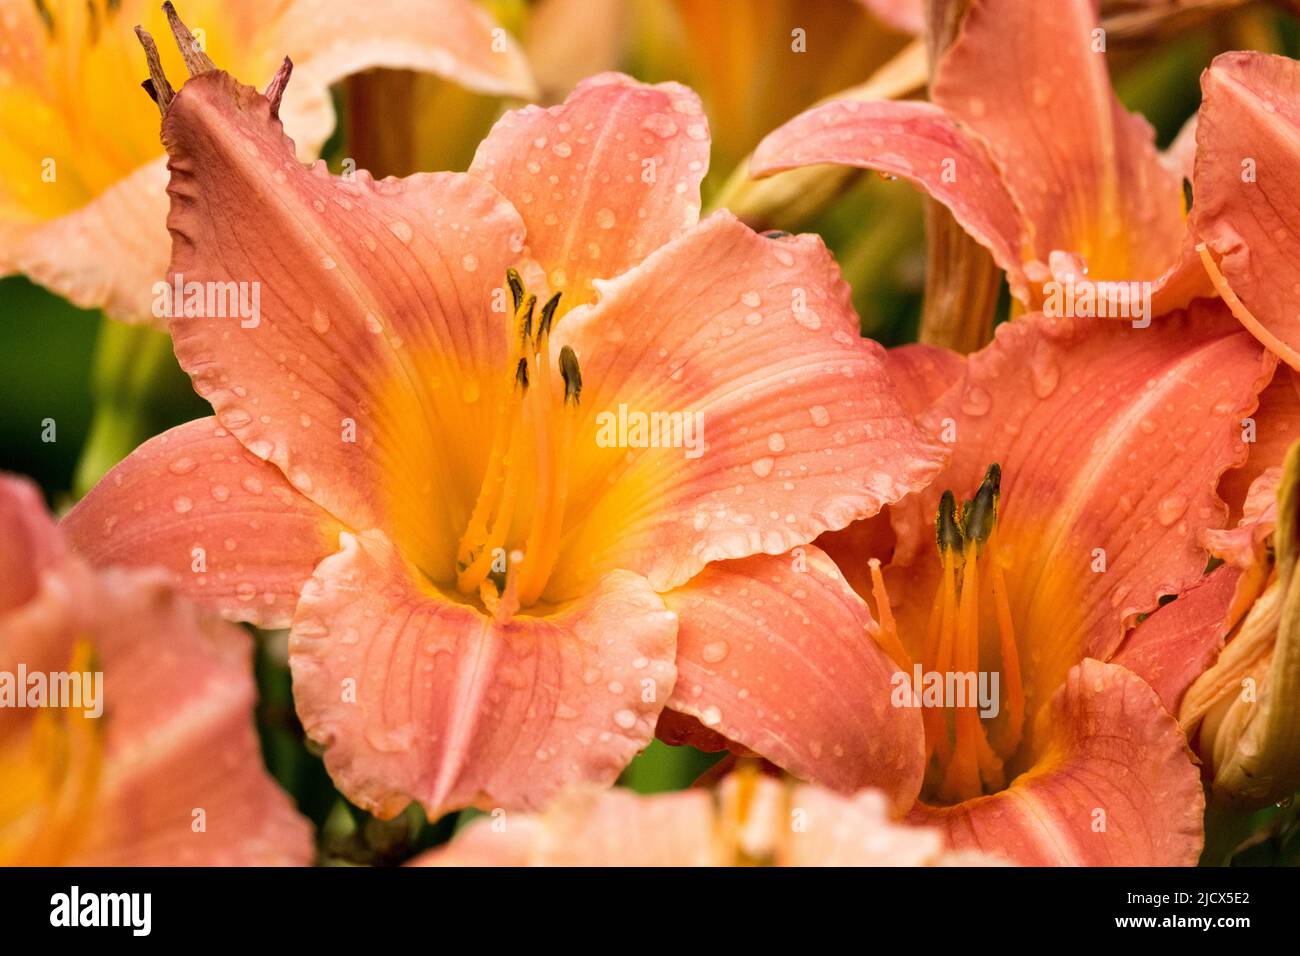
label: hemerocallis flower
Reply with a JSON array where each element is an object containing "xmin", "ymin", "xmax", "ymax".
[
  {"xmin": 700, "ymin": 303, "xmax": 1274, "ymax": 865},
  {"xmin": 414, "ymin": 766, "xmax": 1003, "ymax": 866},
  {"xmin": 0, "ymin": 474, "xmax": 311, "ymax": 865},
  {"xmin": 64, "ymin": 14, "xmax": 945, "ymax": 820},
  {"xmin": 750, "ymin": 0, "xmax": 1211, "ymax": 315},
  {"xmin": 0, "ymin": 0, "xmax": 534, "ymax": 322}
]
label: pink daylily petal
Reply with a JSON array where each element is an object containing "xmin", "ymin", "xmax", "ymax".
[
  {"xmin": 72, "ymin": 568, "xmax": 314, "ymax": 866},
  {"xmin": 159, "ymin": 69, "xmax": 527, "ymax": 537},
  {"xmin": 1194, "ymin": 52, "xmax": 1300, "ymax": 368},
  {"xmin": 661, "ymin": 548, "xmax": 926, "ymax": 810},
  {"xmin": 884, "ymin": 342, "xmax": 965, "ymax": 418},
  {"xmin": 62, "ymin": 417, "xmax": 343, "ymax": 629},
  {"xmin": 550, "ymin": 211, "xmax": 947, "ymax": 594},
  {"xmin": 1111, "ymin": 564, "xmax": 1240, "ymax": 714},
  {"xmin": 288, "ymin": 530, "xmax": 677, "ymax": 819},
  {"xmin": 910, "ymin": 659, "xmax": 1204, "ymax": 866},
  {"xmin": 0, "ymin": 475, "xmax": 62, "ymax": 612},
  {"xmin": 932, "ymin": 0, "xmax": 1185, "ymax": 282},
  {"xmin": 1219, "ymin": 367, "xmax": 1300, "ymax": 524},
  {"xmin": 858, "ymin": 0, "xmax": 925, "ymax": 35},
  {"xmin": 469, "ymin": 73, "xmax": 711, "ymax": 308},
  {"xmin": 421, "ymin": 788, "xmax": 718, "ymax": 866},
  {"xmin": 751, "ymin": 99, "xmax": 1029, "ymax": 300}
]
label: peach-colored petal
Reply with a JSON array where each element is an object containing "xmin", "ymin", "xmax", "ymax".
[
  {"xmin": 858, "ymin": 0, "xmax": 924, "ymax": 34},
  {"xmin": 932, "ymin": 0, "xmax": 1185, "ymax": 283},
  {"xmin": 661, "ymin": 548, "xmax": 926, "ymax": 810},
  {"xmin": 288, "ymin": 530, "xmax": 678, "ymax": 820},
  {"xmin": 269, "ymin": 0, "xmax": 535, "ymax": 160},
  {"xmin": 911, "ymin": 659, "xmax": 1204, "ymax": 866},
  {"xmin": 0, "ymin": 475, "xmax": 62, "ymax": 612},
  {"xmin": 1219, "ymin": 367, "xmax": 1300, "ymax": 524},
  {"xmin": 1194, "ymin": 52, "xmax": 1300, "ymax": 368},
  {"xmin": 884, "ymin": 342, "xmax": 965, "ymax": 419},
  {"xmin": 1111, "ymin": 564, "xmax": 1240, "ymax": 714},
  {"xmin": 2, "ymin": 159, "xmax": 170, "ymax": 322},
  {"xmin": 1206, "ymin": 467, "xmax": 1284, "ymax": 568},
  {"xmin": 886, "ymin": 304, "xmax": 1274, "ymax": 713},
  {"xmin": 62, "ymin": 418, "xmax": 343, "ymax": 629},
  {"xmin": 71, "ymin": 568, "xmax": 314, "ymax": 866},
  {"xmin": 158, "ymin": 69, "xmax": 526, "ymax": 537},
  {"xmin": 469, "ymin": 73, "xmax": 710, "ymax": 308},
  {"xmin": 751, "ymin": 100, "xmax": 1029, "ymax": 300},
  {"xmin": 0, "ymin": 478, "xmax": 93, "ymax": 738},
  {"xmin": 426, "ymin": 787, "xmax": 719, "ymax": 867},
  {"xmin": 551, "ymin": 212, "xmax": 947, "ymax": 594}
]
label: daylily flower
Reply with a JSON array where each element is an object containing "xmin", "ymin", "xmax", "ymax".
[
  {"xmin": 0, "ymin": 0, "xmax": 533, "ymax": 323},
  {"xmin": 415, "ymin": 766, "xmax": 1003, "ymax": 866},
  {"xmin": 64, "ymin": 14, "xmax": 946, "ymax": 821},
  {"xmin": 750, "ymin": 0, "xmax": 1211, "ymax": 317},
  {"xmin": 670, "ymin": 303, "xmax": 1275, "ymax": 865},
  {"xmin": 0, "ymin": 474, "xmax": 311, "ymax": 865}
]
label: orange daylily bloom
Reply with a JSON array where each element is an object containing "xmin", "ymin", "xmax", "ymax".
[
  {"xmin": 670, "ymin": 304, "xmax": 1276, "ymax": 865},
  {"xmin": 414, "ymin": 767, "xmax": 1004, "ymax": 866},
  {"xmin": 0, "ymin": 474, "xmax": 311, "ymax": 865},
  {"xmin": 0, "ymin": 0, "xmax": 533, "ymax": 322},
  {"xmin": 64, "ymin": 15, "xmax": 946, "ymax": 820},
  {"xmin": 751, "ymin": 0, "xmax": 1211, "ymax": 314}
]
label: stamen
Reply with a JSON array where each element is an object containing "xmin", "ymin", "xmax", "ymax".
[
  {"xmin": 517, "ymin": 304, "xmax": 574, "ymax": 607},
  {"xmin": 559, "ymin": 346, "xmax": 582, "ymax": 405},
  {"xmin": 989, "ymin": 533, "xmax": 1025, "ymax": 756},
  {"xmin": 538, "ymin": 292, "xmax": 561, "ymax": 344},
  {"xmin": 867, "ymin": 558, "xmax": 910, "ymax": 670},
  {"xmin": 925, "ymin": 466, "xmax": 1014, "ymax": 802},
  {"xmin": 506, "ymin": 268, "xmax": 524, "ymax": 313},
  {"xmin": 940, "ymin": 543, "xmax": 983, "ymax": 802}
]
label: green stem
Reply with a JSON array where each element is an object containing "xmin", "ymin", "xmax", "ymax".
[{"xmin": 72, "ymin": 317, "xmax": 178, "ymax": 497}]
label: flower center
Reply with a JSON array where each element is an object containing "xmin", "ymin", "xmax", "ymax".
[
  {"xmin": 452, "ymin": 270, "xmax": 583, "ymax": 616},
  {"xmin": 870, "ymin": 465, "xmax": 1026, "ymax": 805}
]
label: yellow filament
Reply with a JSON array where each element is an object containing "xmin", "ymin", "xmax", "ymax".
[
  {"xmin": 867, "ymin": 558, "xmax": 911, "ymax": 670},
  {"xmin": 517, "ymin": 323, "xmax": 570, "ymax": 607},
  {"xmin": 940, "ymin": 545, "xmax": 983, "ymax": 801},
  {"xmin": 455, "ymin": 294, "xmax": 534, "ymax": 593},
  {"xmin": 989, "ymin": 535, "xmax": 1025, "ymax": 758}
]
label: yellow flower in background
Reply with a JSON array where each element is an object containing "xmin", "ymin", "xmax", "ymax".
[{"xmin": 0, "ymin": 0, "xmax": 534, "ymax": 323}]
